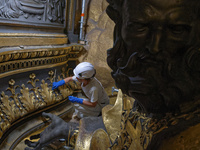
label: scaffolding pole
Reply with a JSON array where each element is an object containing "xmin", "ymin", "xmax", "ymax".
[{"xmin": 79, "ymin": 0, "xmax": 86, "ymax": 42}]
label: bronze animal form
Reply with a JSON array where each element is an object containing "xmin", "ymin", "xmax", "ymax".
[{"xmin": 24, "ymin": 112, "xmax": 78, "ymax": 150}]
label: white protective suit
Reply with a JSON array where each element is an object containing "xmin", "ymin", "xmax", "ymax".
[{"xmin": 72, "ymin": 76, "xmax": 109, "ymax": 118}]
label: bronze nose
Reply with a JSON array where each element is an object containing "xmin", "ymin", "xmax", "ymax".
[{"xmin": 147, "ymin": 29, "xmax": 162, "ymax": 54}]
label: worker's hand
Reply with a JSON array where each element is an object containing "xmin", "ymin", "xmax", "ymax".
[
  {"xmin": 52, "ymin": 80, "xmax": 65, "ymax": 90},
  {"xmin": 68, "ymin": 96, "xmax": 83, "ymax": 104}
]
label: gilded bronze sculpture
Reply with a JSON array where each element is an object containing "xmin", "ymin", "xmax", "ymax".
[{"xmin": 107, "ymin": 0, "xmax": 200, "ymax": 149}]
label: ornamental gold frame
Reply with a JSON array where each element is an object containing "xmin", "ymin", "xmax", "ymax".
[
  {"xmin": 0, "ymin": 45, "xmax": 84, "ymax": 78},
  {"xmin": 0, "ymin": 45, "xmax": 83, "ymax": 144}
]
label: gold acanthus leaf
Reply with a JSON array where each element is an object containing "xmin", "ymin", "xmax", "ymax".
[
  {"xmin": 58, "ymin": 85, "xmax": 73, "ymax": 99},
  {"xmin": 0, "ymin": 91, "xmax": 15, "ymax": 123},
  {"xmin": 39, "ymin": 80, "xmax": 56, "ymax": 105},
  {"xmin": 19, "ymin": 84, "xmax": 37, "ymax": 112}
]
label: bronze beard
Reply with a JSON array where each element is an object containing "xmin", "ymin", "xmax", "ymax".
[
  {"xmin": 108, "ymin": 38, "xmax": 200, "ymax": 114},
  {"xmin": 106, "ymin": 0, "xmax": 200, "ymax": 114}
]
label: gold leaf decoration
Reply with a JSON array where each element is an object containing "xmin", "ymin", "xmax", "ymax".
[
  {"xmin": 48, "ymin": 70, "xmax": 55, "ymax": 83},
  {"xmin": 0, "ymin": 91, "xmax": 15, "ymax": 123},
  {"xmin": 59, "ymin": 84, "xmax": 73, "ymax": 99},
  {"xmin": 0, "ymin": 55, "xmax": 3, "ymax": 62},
  {"xmin": 57, "ymin": 75, "xmax": 81, "ymax": 99},
  {"xmin": 7, "ymin": 79, "xmax": 24, "ymax": 119},
  {"xmin": 102, "ymin": 89, "xmax": 123, "ymax": 144},
  {"xmin": 20, "ymin": 84, "xmax": 36, "ymax": 112},
  {"xmin": 39, "ymin": 79, "xmax": 56, "ymax": 105},
  {"xmin": 0, "ymin": 67, "xmax": 79, "ymax": 139},
  {"xmin": 28, "ymin": 73, "xmax": 41, "ymax": 102},
  {"xmin": 0, "ymin": 120, "xmax": 4, "ymax": 138}
]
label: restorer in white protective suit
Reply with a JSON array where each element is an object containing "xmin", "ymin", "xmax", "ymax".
[{"xmin": 52, "ymin": 62, "xmax": 110, "ymax": 120}]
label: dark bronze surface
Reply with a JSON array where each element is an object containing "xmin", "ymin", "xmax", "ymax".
[
  {"xmin": 106, "ymin": 0, "xmax": 200, "ymax": 149},
  {"xmin": 107, "ymin": 0, "xmax": 200, "ymax": 114}
]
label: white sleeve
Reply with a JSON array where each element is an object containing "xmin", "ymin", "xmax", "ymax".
[
  {"xmin": 90, "ymin": 87, "xmax": 98, "ymax": 103},
  {"xmin": 72, "ymin": 76, "xmax": 77, "ymax": 81}
]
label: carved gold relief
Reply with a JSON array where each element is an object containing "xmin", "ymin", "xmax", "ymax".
[
  {"xmin": 68, "ymin": 124, "xmax": 79, "ymax": 148},
  {"xmin": 0, "ymin": 47, "xmax": 69, "ymax": 63},
  {"xmin": 0, "ymin": 45, "xmax": 84, "ymax": 78},
  {"xmin": 105, "ymin": 91, "xmax": 200, "ymax": 150},
  {"xmin": 0, "ymin": 69, "xmax": 81, "ymax": 140},
  {"xmin": 0, "ymin": 45, "xmax": 83, "ymax": 63},
  {"xmin": 104, "ymin": 93, "xmax": 152, "ymax": 150},
  {"xmin": 102, "ymin": 90, "xmax": 133, "ymax": 150}
]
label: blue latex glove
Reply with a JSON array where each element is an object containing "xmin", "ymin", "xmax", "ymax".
[
  {"xmin": 52, "ymin": 80, "xmax": 65, "ymax": 90},
  {"xmin": 68, "ymin": 96, "xmax": 83, "ymax": 104}
]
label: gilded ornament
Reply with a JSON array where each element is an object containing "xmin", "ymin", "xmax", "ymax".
[
  {"xmin": 31, "ymin": 51, "xmax": 38, "ymax": 58},
  {"xmin": 20, "ymin": 84, "xmax": 37, "ymax": 111},
  {"xmin": 4, "ymin": 54, "xmax": 11, "ymax": 61},
  {"xmin": 48, "ymin": 70, "xmax": 55, "ymax": 83},
  {"xmin": 0, "ymin": 91, "xmax": 15, "ymax": 123},
  {"xmin": 0, "ymin": 68, "xmax": 80, "ymax": 140},
  {"xmin": 102, "ymin": 89, "xmax": 123, "ymax": 143},
  {"xmin": 8, "ymin": 79, "xmax": 15, "ymax": 86},
  {"xmin": 53, "ymin": 50, "xmax": 59, "ymax": 55},
  {"xmin": 13, "ymin": 53, "xmax": 20, "ymax": 60},
  {"xmin": 21, "ymin": 52, "xmax": 29, "ymax": 59},
  {"xmin": 90, "ymin": 129, "xmax": 111, "ymax": 150},
  {"xmin": 39, "ymin": 51, "xmax": 46, "ymax": 57},
  {"xmin": 0, "ymin": 55, "xmax": 3, "ymax": 62},
  {"xmin": 47, "ymin": 50, "xmax": 53, "ymax": 56},
  {"xmin": 0, "ymin": 45, "xmax": 84, "ymax": 77},
  {"xmin": 39, "ymin": 79, "xmax": 56, "ymax": 105},
  {"xmin": 61, "ymin": 67, "xmax": 66, "ymax": 78},
  {"xmin": 29, "ymin": 73, "xmax": 36, "ymax": 80},
  {"xmin": 60, "ymin": 49, "xmax": 65, "ymax": 55}
]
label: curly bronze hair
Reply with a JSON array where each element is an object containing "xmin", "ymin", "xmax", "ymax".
[{"xmin": 106, "ymin": 0, "xmax": 200, "ymax": 114}]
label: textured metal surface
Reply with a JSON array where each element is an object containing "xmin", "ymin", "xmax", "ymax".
[
  {"xmin": 0, "ymin": 68, "xmax": 81, "ymax": 140},
  {"xmin": 102, "ymin": 89, "xmax": 123, "ymax": 143},
  {"xmin": 0, "ymin": 45, "xmax": 83, "ymax": 76},
  {"xmin": 0, "ymin": 0, "xmax": 66, "ymax": 27},
  {"xmin": 105, "ymin": 0, "xmax": 200, "ymax": 149},
  {"xmin": 75, "ymin": 116, "xmax": 110, "ymax": 150},
  {"xmin": 0, "ymin": 34, "xmax": 68, "ymax": 47},
  {"xmin": 2, "ymin": 104, "xmax": 74, "ymax": 150}
]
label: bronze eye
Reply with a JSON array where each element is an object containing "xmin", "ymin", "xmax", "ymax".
[
  {"xmin": 168, "ymin": 24, "xmax": 191, "ymax": 35},
  {"xmin": 126, "ymin": 22, "xmax": 148, "ymax": 32}
]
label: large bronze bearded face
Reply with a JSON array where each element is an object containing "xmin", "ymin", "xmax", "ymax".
[{"xmin": 107, "ymin": 0, "xmax": 200, "ymax": 114}]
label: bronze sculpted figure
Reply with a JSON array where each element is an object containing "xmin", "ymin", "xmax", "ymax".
[
  {"xmin": 107, "ymin": 0, "xmax": 200, "ymax": 114},
  {"xmin": 0, "ymin": 0, "xmax": 65, "ymax": 23},
  {"xmin": 24, "ymin": 112, "xmax": 79, "ymax": 150},
  {"xmin": 106, "ymin": 0, "xmax": 200, "ymax": 149}
]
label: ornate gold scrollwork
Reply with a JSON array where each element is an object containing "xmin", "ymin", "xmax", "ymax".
[
  {"xmin": 0, "ymin": 45, "xmax": 84, "ymax": 78},
  {"xmin": 0, "ymin": 45, "xmax": 83, "ymax": 63},
  {"xmin": 0, "ymin": 69, "xmax": 81, "ymax": 140},
  {"xmin": 104, "ymin": 91, "xmax": 200, "ymax": 150}
]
